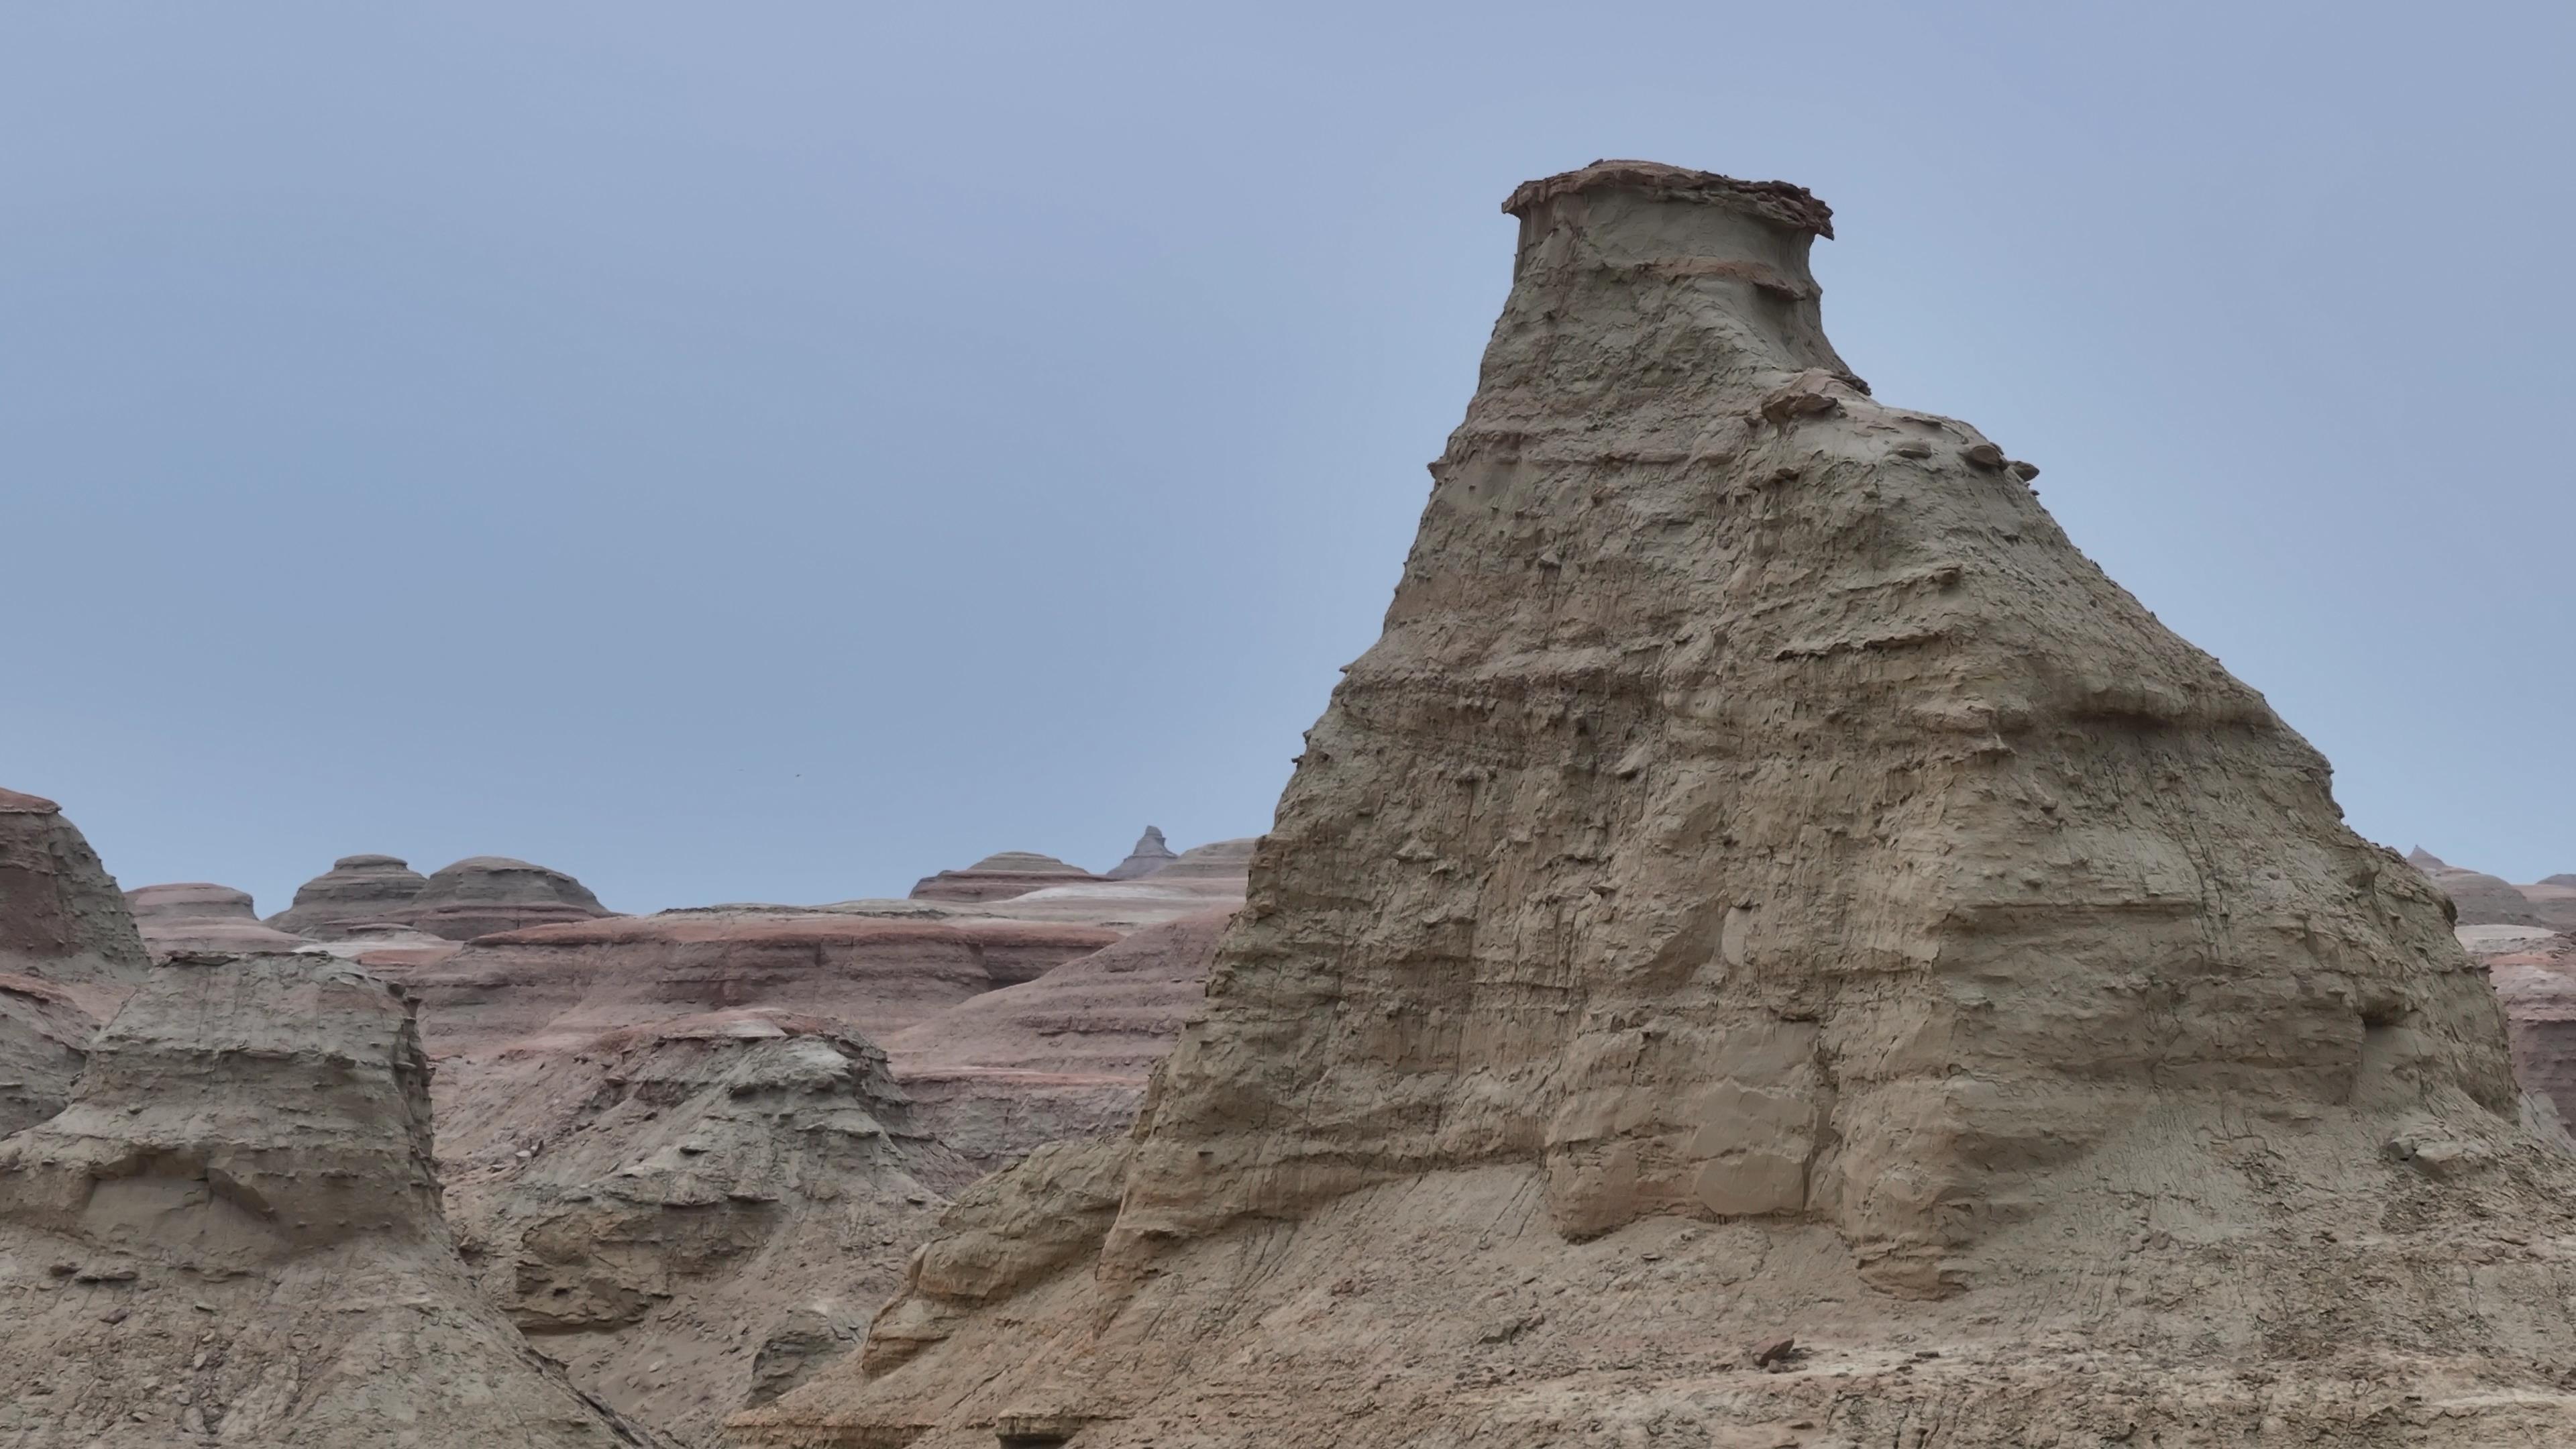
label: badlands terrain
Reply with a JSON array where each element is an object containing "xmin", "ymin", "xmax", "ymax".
[{"xmin": 4, "ymin": 162, "xmax": 2573, "ymax": 1446}]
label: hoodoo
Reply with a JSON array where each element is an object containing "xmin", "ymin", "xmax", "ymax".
[
  {"xmin": 736, "ymin": 162, "xmax": 2576, "ymax": 1445},
  {"xmin": 1101, "ymin": 826, "xmax": 1179, "ymax": 880}
]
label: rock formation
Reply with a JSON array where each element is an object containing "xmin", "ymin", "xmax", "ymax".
[
  {"xmin": 2408, "ymin": 848, "xmax": 2576, "ymax": 930},
  {"xmin": 2477, "ymin": 931, "xmax": 2576, "ymax": 1124},
  {"xmin": 0, "ymin": 786, "xmax": 149, "ymax": 999},
  {"xmin": 437, "ymin": 1009, "xmax": 968, "ymax": 1444},
  {"xmin": 736, "ymin": 162, "xmax": 2576, "ymax": 1446},
  {"xmin": 908, "ymin": 851, "xmax": 1099, "ymax": 904},
  {"xmin": 266, "ymin": 851, "xmax": 430, "ymax": 937},
  {"xmin": 125, "ymin": 880, "xmax": 309, "ymax": 959},
  {"xmin": 1102, "ymin": 826, "xmax": 1179, "ymax": 880},
  {"xmin": 0, "ymin": 951, "xmax": 665, "ymax": 1446},
  {"xmin": 1147, "ymin": 835, "xmax": 1258, "ymax": 879},
  {"xmin": 886, "ymin": 908, "xmax": 1233, "ymax": 1171},
  {"xmin": 403, "ymin": 854, "xmax": 616, "ymax": 940},
  {"xmin": 0, "ymin": 973, "xmax": 94, "ymax": 1138}
]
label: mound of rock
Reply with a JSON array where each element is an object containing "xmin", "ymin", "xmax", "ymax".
[
  {"xmin": 0, "ymin": 951, "xmax": 663, "ymax": 1446},
  {"xmin": 1102, "ymin": 826, "xmax": 1180, "ymax": 880},
  {"xmin": 2479, "ymin": 932, "xmax": 2576, "ymax": 1124},
  {"xmin": 2407, "ymin": 847, "xmax": 2546, "ymax": 926},
  {"xmin": 403, "ymin": 855, "xmax": 616, "ymax": 940},
  {"xmin": 439, "ymin": 1009, "xmax": 967, "ymax": 1444},
  {"xmin": 0, "ymin": 787, "xmax": 148, "ymax": 998},
  {"xmin": 886, "ymin": 909, "xmax": 1232, "ymax": 1169},
  {"xmin": 266, "ymin": 852, "xmax": 430, "ymax": 938},
  {"xmin": 125, "ymin": 881, "xmax": 309, "ymax": 959},
  {"xmin": 908, "ymin": 851, "xmax": 1098, "ymax": 903},
  {"xmin": 739, "ymin": 162, "xmax": 2576, "ymax": 1446},
  {"xmin": 1148, "ymin": 835, "xmax": 1258, "ymax": 879}
]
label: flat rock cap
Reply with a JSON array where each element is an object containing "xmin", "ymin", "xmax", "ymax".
[
  {"xmin": 0, "ymin": 788, "xmax": 62, "ymax": 814},
  {"xmin": 1503, "ymin": 159, "xmax": 1834, "ymax": 238}
]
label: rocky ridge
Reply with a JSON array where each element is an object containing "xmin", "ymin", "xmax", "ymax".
[{"xmin": 737, "ymin": 161, "xmax": 2576, "ymax": 1446}]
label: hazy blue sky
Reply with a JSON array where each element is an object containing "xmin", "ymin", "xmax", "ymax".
[{"xmin": 4, "ymin": 3, "xmax": 2568, "ymax": 915}]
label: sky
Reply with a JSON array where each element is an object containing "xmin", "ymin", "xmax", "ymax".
[{"xmin": 3, "ymin": 2, "xmax": 2569, "ymax": 916}]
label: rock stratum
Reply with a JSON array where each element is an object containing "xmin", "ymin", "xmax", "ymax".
[
  {"xmin": 405, "ymin": 854, "xmax": 617, "ymax": 940},
  {"xmin": 0, "ymin": 786, "xmax": 148, "ymax": 1001},
  {"xmin": 736, "ymin": 162, "xmax": 2576, "ymax": 1446},
  {"xmin": 0, "ymin": 951, "xmax": 665, "ymax": 1446},
  {"xmin": 266, "ymin": 852, "xmax": 432, "ymax": 937},
  {"xmin": 126, "ymin": 880, "xmax": 309, "ymax": 959},
  {"xmin": 909, "ymin": 851, "xmax": 1099, "ymax": 904},
  {"xmin": 2412, "ymin": 849, "xmax": 2576, "ymax": 930}
]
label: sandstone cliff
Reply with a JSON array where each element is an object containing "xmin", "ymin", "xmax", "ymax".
[
  {"xmin": 0, "ymin": 951, "xmax": 665, "ymax": 1446},
  {"xmin": 735, "ymin": 162, "xmax": 2576, "ymax": 1447}
]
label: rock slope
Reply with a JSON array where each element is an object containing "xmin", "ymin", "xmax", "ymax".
[
  {"xmin": 266, "ymin": 851, "xmax": 430, "ymax": 937},
  {"xmin": 0, "ymin": 786, "xmax": 149, "ymax": 1000},
  {"xmin": 0, "ymin": 951, "xmax": 664, "ymax": 1446},
  {"xmin": 2412, "ymin": 849, "xmax": 2576, "ymax": 930},
  {"xmin": 737, "ymin": 161, "xmax": 2576, "ymax": 1446},
  {"xmin": 126, "ymin": 880, "xmax": 309, "ymax": 959},
  {"xmin": 403, "ymin": 855, "xmax": 617, "ymax": 939}
]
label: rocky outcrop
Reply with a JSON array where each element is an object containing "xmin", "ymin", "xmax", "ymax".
[
  {"xmin": 266, "ymin": 852, "xmax": 429, "ymax": 938},
  {"xmin": 737, "ymin": 162, "xmax": 2576, "ymax": 1446},
  {"xmin": 908, "ymin": 851, "xmax": 1098, "ymax": 903},
  {"xmin": 886, "ymin": 910, "xmax": 1230, "ymax": 1171},
  {"xmin": 125, "ymin": 881, "xmax": 309, "ymax": 959},
  {"xmin": 403, "ymin": 855, "xmax": 616, "ymax": 940},
  {"xmin": 0, "ymin": 951, "xmax": 665, "ymax": 1446},
  {"xmin": 438, "ymin": 1009, "xmax": 967, "ymax": 1445},
  {"xmin": 1148, "ymin": 835, "xmax": 1258, "ymax": 879},
  {"xmin": 0, "ymin": 787, "xmax": 148, "ymax": 998},
  {"xmin": 0, "ymin": 973, "xmax": 95, "ymax": 1138},
  {"xmin": 2484, "ymin": 933, "xmax": 2576, "ymax": 1125},
  {"xmin": 2410, "ymin": 849, "xmax": 2576, "ymax": 929},
  {"xmin": 1102, "ymin": 826, "xmax": 1179, "ymax": 880}
]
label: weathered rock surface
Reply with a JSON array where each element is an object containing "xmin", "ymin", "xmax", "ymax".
[
  {"xmin": 737, "ymin": 162, "xmax": 2576, "ymax": 1446},
  {"xmin": 2410, "ymin": 848, "xmax": 2576, "ymax": 930},
  {"xmin": 0, "ymin": 972, "xmax": 95, "ymax": 1138},
  {"xmin": 908, "ymin": 851, "xmax": 1099, "ymax": 903},
  {"xmin": 403, "ymin": 854, "xmax": 617, "ymax": 940},
  {"xmin": 1148, "ymin": 835, "xmax": 1258, "ymax": 879},
  {"xmin": 0, "ymin": 786, "xmax": 149, "ymax": 1000},
  {"xmin": 0, "ymin": 951, "xmax": 665, "ymax": 1446},
  {"xmin": 2479, "ymin": 931, "xmax": 2576, "ymax": 1124},
  {"xmin": 438, "ymin": 1009, "xmax": 967, "ymax": 1445},
  {"xmin": 1102, "ymin": 826, "xmax": 1180, "ymax": 880},
  {"xmin": 125, "ymin": 880, "xmax": 310, "ymax": 959},
  {"xmin": 266, "ymin": 851, "xmax": 430, "ymax": 938},
  {"xmin": 886, "ymin": 910, "xmax": 1232, "ymax": 1171}
]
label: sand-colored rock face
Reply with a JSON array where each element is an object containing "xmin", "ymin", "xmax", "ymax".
[
  {"xmin": 0, "ymin": 972, "xmax": 95, "ymax": 1138},
  {"xmin": 0, "ymin": 952, "xmax": 664, "ymax": 1446},
  {"xmin": 909, "ymin": 851, "xmax": 1099, "ymax": 903},
  {"xmin": 405, "ymin": 854, "xmax": 616, "ymax": 940},
  {"xmin": 266, "ymin": 851, "xmax": 431, "ymax": 938},
  {"xmin": 438, "ymin": 1010, "xmax": 967, "ymax": 1445},
  {"xmin": 1102, "ymin": 826, "xmax": 1180, "ymax": 880},
  {"xmin": 125, "ymin": 880, "xmax": 310, "ymax": 959},
  {"xmin": 737, "ymin": 162, "xmax": 2576, "ymax": 1446},
  {"xmin": 885, "ymin": 909, "xmax": 1232, "ymax": 1171},
  {"xmin": 0, "ymin": 787, "xmax": 148, "ymax": 996}
]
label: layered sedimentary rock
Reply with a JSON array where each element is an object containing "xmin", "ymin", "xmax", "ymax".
[
  {"xmin": 738, "ymin": 162, "xmax": 2576, "ymax": 1446},
  {"xmin": 125, "ymin": 880, "xmax": 309, "ymax": 959},
  {"xmin": 439, "ymin": 1009, "xmax": 967, "ymax": 1445},
  {"xmin": 908, "ymin": 851, "xmax": 1098, "ymax": 904},
  {"xmin": 404, "ymin": 855, "xmax": 616, "ymax": 940},
  {"xmin": 2479, "ymin": 932, "xmax": 2576, "ymax": 1124},
  {"xmin": 2408, "ymin": 847, "xmax": 2545, "ymax": 926},
  {"xmin": 1102, "ymin": 826, "xmax": 1179, "ymax": 880},
  {"xmin": 266, "ymin": 851, "xmax": 430, "ymax": 937},
  {"xmin": 0, "ymin": 951, "xmax": 664, "ymax": 1446},
  {"xmin": 0, "ymin": 973, "xmax": 94, "ymax": 1137},
  {"xmin": 388, "ymin": 911, "xmax": 1121, "ymax": 1063},
  {"xmin": 1148, "ymin": 835, "xmax": 1258, "ymax": 879},
  {"xmin": 0, "ymin": 787, "xmax": 149, "ymax": 998},
  {"xmin": 886, "ymin": 909, "xmax": 1232, "ymax": 1169}
]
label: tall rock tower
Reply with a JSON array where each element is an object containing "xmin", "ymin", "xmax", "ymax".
[{"xmin": 734, "ymin": 162, "xmax": 2576, "ymax": 1446}]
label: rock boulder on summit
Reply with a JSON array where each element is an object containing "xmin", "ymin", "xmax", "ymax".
[
  {"xmin": 908, "ymin": 851, "xmax": 1099, "ymax": 903},
  {"xmin": 739, "ymin": 162, "xmax": 2576, "ymax": 1447},
  {"xmin": 0, "ymin": 951, "xmax": 665, "ymax": 1446},
  {"xmin": 266, "ymin": 852, "xmax": 429, "ymax": 938}
]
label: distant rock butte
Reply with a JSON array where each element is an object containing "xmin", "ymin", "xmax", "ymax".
[
  {"xmin": 0, "ymin": 787, "xmax": 149, "ymax": 1001},
  {"xmin": 1148, "ymin": 835, "xmax": 1258, "ymax": 879},
  {"xmin": 1101, "ymin": 826, "xmax": 1179, "ymax": 880},
  {"xmin": 0, "ymin": 951, "xmax": 666, "ymax": 1446},
  {"xmin": 398, "ymin": 855, "xmax": 615, "ymax": 940},
  {"xmin": 739, "ymin": 161, "xmax": 2576, "ymax": 1446},
  {"xmin": 265, "ymin": 852, "xmax": 430, "ymax": 938},
  {"xmin": 125, "ymin": 881, "xmax": 309, "ymax": 959},
  {"xmin": 908, "ymin": 851, "xmax": 1099, "ymax": 903},
  {"xmin": 2408, "ymin": 848, "xmax": 2576, "ymax": 930}
]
